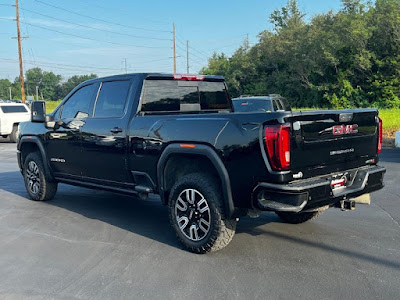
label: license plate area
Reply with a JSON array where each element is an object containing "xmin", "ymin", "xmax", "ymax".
[{"xmin": 330, "ymin": 172, "xmax": 351, "ymax": 191}]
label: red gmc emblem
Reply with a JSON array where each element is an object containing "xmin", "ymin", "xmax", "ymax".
[{"xmin": 333, "ymin": 124, "xmax": 359, "ymax": 135}]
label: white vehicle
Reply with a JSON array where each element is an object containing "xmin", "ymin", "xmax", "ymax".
[{"xmin": 0, "ymin": 103, "xmax": 31, "ymax": 143}]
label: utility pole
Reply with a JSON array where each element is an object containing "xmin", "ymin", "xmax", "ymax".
[
  {"xmin": 123, "ymin": 58, "xmax": 127, "ymax": 73},
  {"xmin": 9, "ymin": 87, "xmax": 12, "ymax": 100},
  {"xmin": 186, "ymin": 40, "xmax": 189, "ymax": 74},
  {"xmin": 173, "ymin": 23, "xmax": 176, "ymax": 73},
  {"xmin": 15, "ymin": 0, "xmax": 26, "ymax": 103},
  {"xmin": 36, "ymin": 85, "xmax": 39, "ymax": 101}
]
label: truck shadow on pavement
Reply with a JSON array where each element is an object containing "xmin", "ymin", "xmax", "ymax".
[
  {"xmin": 0, "ymin": 137, "xmax": 12, "ymax": 143},
  {"xmin": 1, "ymin": 170, "xmax": 399, "ymax": 269},
  {"xmin": 237, "ymin": 221, "xmax": 400, "ymax": 270}
]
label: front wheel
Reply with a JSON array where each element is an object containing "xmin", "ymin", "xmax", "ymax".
[
  {"xmin": 168, "ymin": 173, "xmax": 236, "ymax": 254},
  {"xmin": 23, "ymin": 152, "xmax": 58, "ymax": 201}
]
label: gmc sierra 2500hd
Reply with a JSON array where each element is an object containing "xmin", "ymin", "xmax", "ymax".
[{"xmin": 17, "ymin": 73, "xmax": 385, "ymax": 253}]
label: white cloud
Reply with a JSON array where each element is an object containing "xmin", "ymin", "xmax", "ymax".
[
  {"xmin": 24, "ymin": 18, "xmax": 78, "ymax": 29},
  {"xmin": 0, "ymin": 16, "xmax": 14, "ymax": 20},
  {"xmin": 23, "ymin": 18, "xmax": 114, "ymax": 31}
]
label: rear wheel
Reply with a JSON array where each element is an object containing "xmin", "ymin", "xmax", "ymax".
[
  {"xmin": 23, "ymin": 152, "xmax": 57, "ymax": 201},
  {"xmin": 9, "ymin": 124, "xmax": 19, "ymax": 143},
  {"xmin": 168, "ymin": 173, "xmax": 236, "ymax": 254},
  {"xmin": 275, "ymin": 209, "xmax": 325, "ymax": 224}
]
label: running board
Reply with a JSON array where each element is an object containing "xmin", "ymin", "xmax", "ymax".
[{"xmin": 134, "ymin": 185, "xmax": 153, "ymax": 194}]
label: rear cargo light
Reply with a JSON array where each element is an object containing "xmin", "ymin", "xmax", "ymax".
[
  {"xmin": 378, "ymin": 117, "xmax": 382, "ymax": 154},
  {"xmin": 173, "ymin": 74, "xmax": 205, "ymax": 81},
  {"xmin": 264, "ymin": 124, "xmax": 291, "ymax": 171}
]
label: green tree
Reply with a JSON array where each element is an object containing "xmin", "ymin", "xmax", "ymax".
[
  {"xmin": 12, "ymin": 77, "xmax": 22, "ymax": 100},
  {"xmin": 61, "ymin": 74, "xmax": 98, "ymax": 98},
  {"xmin": 200, "ymin": 0, "xmax": 400, "ymax": 108},
  {"xmin": 367, "ymin": 0, "xmax": 400, "ymax": 107},
  {"xmin": 25, "ymin": 67, "xmax": 62, "ymax": 101},
  {"xmin": 0, "ymin": 79, "xmax": 12, "ymax": 99}
]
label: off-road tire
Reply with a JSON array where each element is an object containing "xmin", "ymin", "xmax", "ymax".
[
  {"xmin": 168, "ymin": 173, "xmax": 236, "ymax": 254},
  {"xmin": 9, "ymin": 124, "xmax": 19, "ymax": 143},
  {"xmin": 23, "ymin": 152, "xmax": 57, "ymax": 201},
  {"xmin": 275, "ymin": 209, "xmax": 325, "ymax": 224}
]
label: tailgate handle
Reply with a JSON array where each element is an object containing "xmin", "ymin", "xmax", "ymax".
[{"xmin": 339, "ymin": 113, "xmax": 353, "ymax": 122}]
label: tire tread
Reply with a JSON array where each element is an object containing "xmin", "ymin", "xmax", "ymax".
[
  {"xmin": 23, "ymin": 152, "xmax": 57, "ymax": 201},
  {"xmin": 169, "ymin": 173, "xmax": 236, "ymax": 254}
]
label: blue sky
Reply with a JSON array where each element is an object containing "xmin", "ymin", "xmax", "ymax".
[{"xmin": 0, "ymin": 0, "xmax": 343, "ymax": 81}]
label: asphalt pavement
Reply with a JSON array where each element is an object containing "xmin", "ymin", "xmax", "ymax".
[{"xmin": 0, "ymin": 138, "xmax": 399, "ymax": 299}]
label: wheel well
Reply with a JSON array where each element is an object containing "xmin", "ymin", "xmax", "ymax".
[
  {"xmin": 20, "ymin": 142, "xmax": 40, "ymax": 166},
  {"xmin": 162, "ymin": 154, "xmax": 220, "ymax": 204}
]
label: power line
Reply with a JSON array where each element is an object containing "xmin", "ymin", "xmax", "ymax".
[
  {"xmin": 0, "ymin": 58, "xmax": 119, "ymax": 71},
  {"xmin": 176, "ymin": 41, "xmax": 206, "ymax": 61},
  {"xmin": 176, "ymin": 34, "xmax": 209, "ymax": 58},
  {"xmin": 35, "ymin": 0, "xmax": 171, "ymax": 33},
  {"xmin": 78, "ymin": 0, "xmax": 170, "ymax": 26},
  {"xmin": 188, "ymin": 46, "xmax": 209, "ymax": 59},
  {"xmin": 20, "ymin": 7, "xmax": 171, "ymax": 41},
  {"xmin": 140, "ymin": 57, "xmax": 172, "ymax": 64},
  {"xmin": 187, "ymin": 49, "xmax": 205, "ymax": 62},
  {"xmin": 0, "ymin": 56, "xmax": 175, "ymax": 72},
  {"xmin": 176, "ymin": 43, "xmax": 186, "ymax": 53},
  {"xmin": 14, "ymin": 32, "xmax": 170, "ymax": 62},
  {"xmin": 19, "ymin": 21, "xmax": 167, "ymax": 49}
]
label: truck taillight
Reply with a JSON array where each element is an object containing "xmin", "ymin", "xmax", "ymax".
[
  {"xmin": 173, "ymin": 74, "xmax": 205, "ymax": 81},
  {"xmin": 264, "ymin": 124, "xmax": 291, "ymax": 171},
  {"xmin": 378, "ymin": 117, "xmax": 382, "ymax": 154}
]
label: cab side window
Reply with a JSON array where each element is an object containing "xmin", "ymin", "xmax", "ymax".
[
  {"xmin": 60, "ymin": 84, "xmax": 96, "ymax": 119},
  {"xmin": 272, "ymin": 100, "xmax": 279, "ymax": 111},
  {"xmin": 94, "ymin": 80, "xmax": 131, "ymax": 118}
]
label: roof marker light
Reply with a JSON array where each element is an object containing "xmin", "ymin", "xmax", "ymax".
[
  {"xmin": 180, "ymin": 144, "xmax": 196, "ymax": 148},
  {"xmin": 173, "ymin": 74, "xmax": 205, "ymax": 81}
]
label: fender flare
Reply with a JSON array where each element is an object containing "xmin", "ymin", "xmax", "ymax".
[
  {"xmin": 157, "ymin": 143, "xmax": 234, "ymax": 218},
  {"xmin": 18, "ymin": 136, "xmax": 54, "ymax": 181}
]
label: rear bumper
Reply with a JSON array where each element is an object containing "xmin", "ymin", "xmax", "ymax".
[{"xmin": 253, "ymin": 165, "xmax": 386, "ymax": 212}]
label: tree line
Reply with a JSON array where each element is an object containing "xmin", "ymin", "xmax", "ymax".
[
  {"xmin": 201, "ymin": 0, "xmax": 400, "ymax": 108},
  {"xmin": 1, "ymin": 0, "xmax": 398, "ymax": 109},
  {"xmin": 0, "ymin": 67, "xmax": 97, "ymax": 101}
]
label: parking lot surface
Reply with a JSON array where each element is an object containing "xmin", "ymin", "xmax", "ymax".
[{"xmin": 0, "ymin": 139, "xmax": 399, "ymax": 299}]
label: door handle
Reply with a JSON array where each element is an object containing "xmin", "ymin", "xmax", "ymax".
[{"xmin": 110, "ymin": 127, "xmax": 123, "ymax": 134}]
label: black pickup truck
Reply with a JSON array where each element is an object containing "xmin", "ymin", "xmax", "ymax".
[{"xmin": 17, "ymin": 73, "xmax": 385, "ymax": 253}]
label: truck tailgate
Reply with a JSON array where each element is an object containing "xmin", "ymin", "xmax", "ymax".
[{"xmin": 289, "ymin": 109, "xmax": 379, "ymax": 176}]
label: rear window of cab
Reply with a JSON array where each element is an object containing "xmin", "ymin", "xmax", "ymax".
[{"xmin": 140, "ymin": 79, "xmax": 231, "ymax": 113}]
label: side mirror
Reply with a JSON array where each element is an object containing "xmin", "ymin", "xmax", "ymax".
[{"xmin": 31, "ymin": 101, "xmax": 46, "ymax": 123}]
